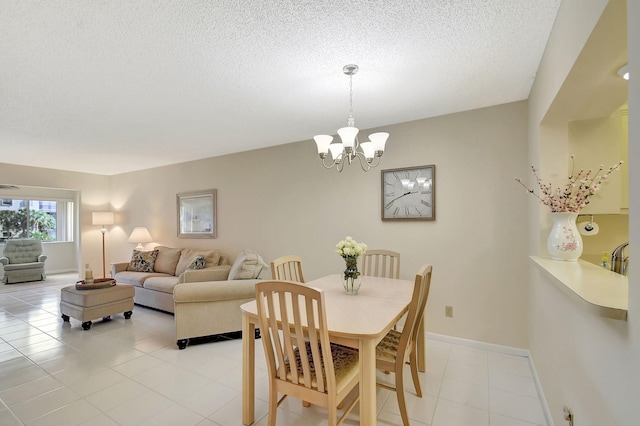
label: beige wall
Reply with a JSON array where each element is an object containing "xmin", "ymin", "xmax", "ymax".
[
  {"xmin": 1, "ymin": 102, "xmax": 530, "ymax": 351},
  {"xmin": 528, "ymin": 0, "xmax": 640, "ymax": 424},
  {"xmin": 0, "ymin": 96, "xmax": 530, "ymax": 350},
  {"xmin": 108, "ymin": 100, "xmax": 530, "ymax": 348}
]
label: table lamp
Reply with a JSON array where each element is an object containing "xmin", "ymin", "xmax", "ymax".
[
  {"xmin": 128, "ymin": 227, "xmax": 153, "ymax": 251},
  {"xmin": 92, "ymin": 211, "xmax": 115, "ymax": 279}
]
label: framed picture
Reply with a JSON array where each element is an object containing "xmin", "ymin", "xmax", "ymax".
[
  {"xmin": 381, "ymin": 165, "xmax": 435, "ymax": 221},
  {"xmin": 177, "ymin": 189, "xmax": 217, "ymax": 238}
]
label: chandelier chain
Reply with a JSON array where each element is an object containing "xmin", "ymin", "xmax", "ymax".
[{"xmin": 349, "ymin": 72, "xmax": 354, "ymax": 121}]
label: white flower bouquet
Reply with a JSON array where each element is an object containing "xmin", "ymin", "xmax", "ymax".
[{"xmin": 335, "ymin": 236, "xmax": 367, "ymax": 259}]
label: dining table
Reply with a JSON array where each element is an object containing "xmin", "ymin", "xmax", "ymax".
[{"xmin": 240, "ymin": 273, "xmax": 426, "ymax": 425}]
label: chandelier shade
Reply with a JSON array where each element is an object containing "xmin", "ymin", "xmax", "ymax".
[{"xmin": 313, "ymin": 64, "xmax": 388, "ymax": 172}]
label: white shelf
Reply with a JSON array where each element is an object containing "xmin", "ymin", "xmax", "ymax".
[{"xmin": 530, "ymin": 256, "xmax": 628, "ymax": 321}]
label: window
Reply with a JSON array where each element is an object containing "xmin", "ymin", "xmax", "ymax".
[{"xmin": 0, "ymin": 198, "xmax": 74, "ymax": 242}]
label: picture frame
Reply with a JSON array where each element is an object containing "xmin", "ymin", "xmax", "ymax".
[
  {"xmin": 381, "ymin": 165, "xmax": 435, "ymax": 221},
  {"xmin": 177, "ymin": 189, "xmax": 217, "ymax": 238}
]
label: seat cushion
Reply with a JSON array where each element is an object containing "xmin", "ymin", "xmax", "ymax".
[
  {"xmin": 376, "ymin": 329, "xmax": 401, "ymax": 363},
  {"xmin": 284, "ymin": 342, "xmax": 359, "ymax": 389},
  {"xmin": 114, "ymin": 271, "xmax": 170, "ymax": 287},
  {"xmin": 141, "ymin": 276, "xmax": 180, "ymax": 294},
  {"xmin": 3, "ymin": 262, "xmax": 45, "ymax": 271}
]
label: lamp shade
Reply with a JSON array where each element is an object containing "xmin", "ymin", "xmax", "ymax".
[
  {"xmin": 128, "ymin": 227, "xmax": 153, "ymax": 244},
  {"xmin": 92, "ymin": 211, "xmax": 114, "ymax": 226}
]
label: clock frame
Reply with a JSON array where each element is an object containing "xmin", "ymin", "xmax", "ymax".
[{"xmin": 381, "ymin": 165, "xmax": 435, "ymax": 221}]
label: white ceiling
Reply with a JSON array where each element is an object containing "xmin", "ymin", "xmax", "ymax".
[{"xmin": 0, "ymin": 0, "xmax": 562, "ymax": 176}]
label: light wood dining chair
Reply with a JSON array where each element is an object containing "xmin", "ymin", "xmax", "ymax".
[
  {"xmin": 271, "ymin": 255, "xmax": 305, "ymax": 283},
  {"xmin": 361, "ymin": 249, "xmax": 400, "ymax": 279},
  {"xmin": 256, "ymin": 280, "xmax": 360, "ymax": 426},
  {"xmin": 376, "ymin": 264, "xmax": 432, "ymax": 426}
]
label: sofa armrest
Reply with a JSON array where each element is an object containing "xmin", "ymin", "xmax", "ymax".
[
  {"xmin": 179, "ymin": 265, "xmax": 232, "ymax": 283},
  {"xmin": 174, "ymin": 279, "xmax": 259, "ymax": 303},
  {"xmin": 110, "ymin": 262, "xmax": 129, "ymax": 277},
  {"xmin": 37, "ymin": 255, "xmax": 47, "ymax": 262},
  {"xmin": 0, "ymin": 257, "xmax": 8, "ymax": 266}
]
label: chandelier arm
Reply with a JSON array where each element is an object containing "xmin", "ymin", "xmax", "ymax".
[
  {"xmin": 321, "ymin": 156, "xmax": 338, "ymax": 169},
  {"xmin": 354, "ymin": 152, "xmax": 373, "ymax": 172},
  {"xmin": 367, "ymin": 156, "xmax": 382, "ymax": 168}
]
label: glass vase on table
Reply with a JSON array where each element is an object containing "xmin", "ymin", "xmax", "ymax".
[{"xmin": 342, "ymin": 256, "xmax": 362, "ymax": 295}]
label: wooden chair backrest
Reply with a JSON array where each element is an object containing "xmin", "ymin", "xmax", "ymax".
[
  {"xmin": 398, "ymin": 265, "xmax": 432, "ymax": 364},
  {"xmin": 361, "ymin": 249, "xmax": 400, "ymax": 279},
  {"xmin": 256, "ymin": 280, "xmax": 335, "ymax": 394},
  {"xmin": 271, "ymin": 255, "xmax": 305, "ymax": 283}
]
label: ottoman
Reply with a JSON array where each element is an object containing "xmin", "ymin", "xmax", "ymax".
[{"xmin": 60, "ymin": 284, "xmax": 134, "ymax": 330}]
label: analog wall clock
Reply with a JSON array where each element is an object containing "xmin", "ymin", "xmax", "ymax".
[{"xmin": 381, "ymin": 165, "xmax": 435, "ymax": 221}]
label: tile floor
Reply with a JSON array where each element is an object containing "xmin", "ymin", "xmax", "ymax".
[{"xmin": 0, "ymin": 275, "xmax": 548, "ymax": 425}]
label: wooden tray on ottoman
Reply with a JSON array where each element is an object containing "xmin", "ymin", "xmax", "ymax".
[{"xmin": 75, "ymin": 278, "xmax": 116, "ymax": 290}]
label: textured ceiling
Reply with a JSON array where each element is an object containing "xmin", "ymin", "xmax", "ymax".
[{"xmin": 0, "ymin": 0, "xmax": 562, "ymax": 176}]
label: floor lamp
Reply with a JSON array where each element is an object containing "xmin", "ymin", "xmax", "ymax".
[{"xmin": 92, "ymin": 211, "xmax": 114, "ymax": 279}]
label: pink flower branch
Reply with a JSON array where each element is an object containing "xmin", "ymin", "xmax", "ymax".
[{"xmin": 515, "ymin": 159, "xmax": 623, "ymax": 212}]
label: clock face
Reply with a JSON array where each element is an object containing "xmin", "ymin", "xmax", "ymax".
[{"xmin": 381, "ymin": 165, "xmax": 435, "ymax": 221}]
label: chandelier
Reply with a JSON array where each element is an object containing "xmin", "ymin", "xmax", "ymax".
[{"xmin": 313, "ymin": 64, "xmax": 389, "ymax": 172}]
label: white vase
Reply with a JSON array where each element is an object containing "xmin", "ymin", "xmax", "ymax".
[{"xmin": 547, "ymin": 212, "xmax": 583, "ymax": 261}]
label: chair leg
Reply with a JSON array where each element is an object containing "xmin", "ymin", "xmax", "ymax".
[
  {"xmin": 409, "ymin": 351, "xmax": 423, "ymax": 397},
  {"xmin": 268, "ymin": 390, "xmax": 278, "ymax": 426},
  {"xmin": 328, "ymin": 403, "xmax": 338, "ymax": 426},
  {"xmin": 395, "ymin": 367, "xmax": 410, "ymax": 426},
  {"xmin": 302, "ymin": 400, "xmax": 311, "ymax": 407}
]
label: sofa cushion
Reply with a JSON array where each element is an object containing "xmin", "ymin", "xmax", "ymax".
[
  {"xmin": 154, "ymin": 246, "xmax": 183, "ymax": 275},
  {"xmin": 228, "ymin": 249, "xmax": 268, "ymax": 280},
  {"xmin": 142, "ymin": 276, "xmax": 180, "ymax": 294},
  {"xmin": 114, "ymin": 271, "xmax": 170, "ymax": 287},
  {"xmin": 127, "ymin": 250, "xmax": 159, "ymax": 272},
  {"xmin": 175, "ymin": 249, "xmax": 221, "ymax": 276}
]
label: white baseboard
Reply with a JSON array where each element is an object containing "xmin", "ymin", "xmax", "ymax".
[{"xmin": 426, "ymin": 332, "xmax": 553, "ymax": 426}]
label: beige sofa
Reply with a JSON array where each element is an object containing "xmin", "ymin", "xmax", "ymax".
[
  {"xmin": 111, "ymin": 247, "xmax": 268, "ymax": 349},
  {"xmin": 173, "ymin": 278, "xmax": 261, "ymax": 349}
]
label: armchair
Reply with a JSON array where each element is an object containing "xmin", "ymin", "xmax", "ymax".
[{"xmin": 0, "ymin": 239, "xmax": 47, "ymax": 284}]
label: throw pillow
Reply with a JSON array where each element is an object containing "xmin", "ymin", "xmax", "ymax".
[
  {"xmin": 153, "ymin": 246, "xmax": 183, "ymax": 275},
  {"xmin": 228, "ymin": 249, "xmax": 268, "ymax": 280},
  {"xmin": 175, "ymin": 249, "xmax": 221, "ymax": 276},
  {"xmin": 126, "ymin": 249, "xmax": 159, "ymax": 273},
  {"xmin": 187, "ymin": 255, "xmax": 206, "ymax": 270}
]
